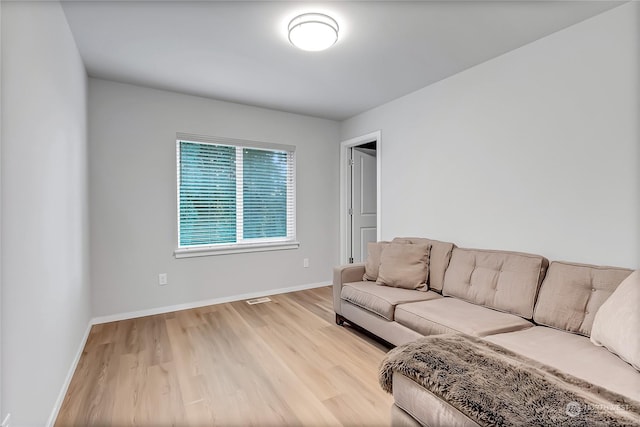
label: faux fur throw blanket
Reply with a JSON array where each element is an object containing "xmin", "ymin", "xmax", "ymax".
[{"xmin": 379, "ymin": 334, "xmax": 640, "ymax": 426}]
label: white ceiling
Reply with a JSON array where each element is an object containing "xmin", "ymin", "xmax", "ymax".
[{"xmin": 62, "ymin": 1, "xmax": 623, "ymax": 120}]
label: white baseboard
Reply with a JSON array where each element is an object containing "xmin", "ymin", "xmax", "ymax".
[
  {"xmin": 46, "ymin": 321, "xmax": 93, "ymax": 427},
  {"xmin": 91, "ymin": 281, "xmax": 330, "ymax": 325}
]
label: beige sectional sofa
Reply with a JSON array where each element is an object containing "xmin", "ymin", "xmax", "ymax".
[{"xmin": 332, "ymin": 237, "xmax": 639, "ymax": 426}]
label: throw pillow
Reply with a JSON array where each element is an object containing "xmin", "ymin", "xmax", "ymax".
[
  {"xmin": 376, "ymin": 243, "xmax": 431, "ymax": 291},
  {"xmin": 363, "ymin": 241, "xmax": 390, "ymax": 281},
  {"xmin": 590, "ymin": 270, "xmax": 639, "ymax": 371}
]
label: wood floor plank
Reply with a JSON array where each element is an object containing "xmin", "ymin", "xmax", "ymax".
[
  {"xmin": 111, "ymin": 352, "xmax": 146, "ymax": 426},
  {"xmin": 55, "ymin": 286, "xmax": 393, "ymax": 426},
  {"xmin": 181, "ymin": 375, "xmax": 216, "ymax": 426},
  {"xmin": 56, "ymin": 342, "xmax": 120, "ymax": 426},
  {"xmin": 138, "ymin": 362, "xmax": 187, "ymax": 425}
]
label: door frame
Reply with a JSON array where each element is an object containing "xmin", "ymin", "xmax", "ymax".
[{"xmin": 339, "ymin": 131, "xmax": 381, "ymax": 264}]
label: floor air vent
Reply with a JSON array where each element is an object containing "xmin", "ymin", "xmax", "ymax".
[{"xmin": 246, "ymin": 297, "xmax": 272, "ymax": 305}]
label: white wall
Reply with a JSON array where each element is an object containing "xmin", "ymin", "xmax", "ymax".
[
  {"xmin": 89, "ymin": 79, "xmax": 340, "ymax": 317},
  {"xmin": 341, "ymin": 3, "xmax": 639, "ymax": 269},
  {"xmin": 0, "ymin": 0, "xmax": 3, "ymax": 421},
  {"xmin": 1, "ymin": 2, "xmax": 90, "ymax": 426}
]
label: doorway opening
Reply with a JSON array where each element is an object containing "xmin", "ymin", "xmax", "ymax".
[{"xmin": 340, "ymin": 131, "xmax": 381, "ymax": 264}]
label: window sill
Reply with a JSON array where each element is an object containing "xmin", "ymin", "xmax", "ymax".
[{"xmin": 174, "ymin": 241, "xmax": 300, "ymax": 259}]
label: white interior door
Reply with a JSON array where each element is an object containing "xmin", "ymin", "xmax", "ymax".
[{"xmin": 351, "ymin": 147, "xmax": 377, "ymax": 263}]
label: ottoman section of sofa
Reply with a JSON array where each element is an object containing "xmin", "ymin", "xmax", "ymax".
[
  {"xmin": 392, "ymin": 372, "xmax": 480, "ymax": 427},
  {"xmin": 486, "ymin": 326, "xmax": 640, "ymax": 401}
]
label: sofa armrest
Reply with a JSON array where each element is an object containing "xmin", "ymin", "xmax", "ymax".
[{"xmin": 333, "ymin": 263, "xmax": 366, "ymax": 315}]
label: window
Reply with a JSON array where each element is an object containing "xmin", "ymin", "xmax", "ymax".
[{"xmin": 175, "ymin": 133, "xmax": 297, "ymax": 257}]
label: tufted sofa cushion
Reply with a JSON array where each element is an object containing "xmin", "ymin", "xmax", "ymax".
[
  {"xmin": 442, "ymin": 248, "xmax": 548, "ymax": 319},
  {"xmin": 533, "ymin": 261, "xmax": 633, "ymax": 337},
  {"xmin": 393, "ymin": 237, "xmax": 455, "ymax": 292}
]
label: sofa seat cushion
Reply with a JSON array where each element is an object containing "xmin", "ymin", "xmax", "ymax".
[
  {"xmin": 341, "ymin": 282, "xmax": 441, "ymax": 321},
  {"xmin": 486, "ymin": 326, "xmax": 640, "ymax": 400},
  {"xmin": 395, "ymin": 297, "xmax": 533, "ymax": 337}
]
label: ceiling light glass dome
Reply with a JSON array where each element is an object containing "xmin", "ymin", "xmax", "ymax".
[{"xmin": 288, "ymin": 13, "xmax": 339, "ymax": 52}]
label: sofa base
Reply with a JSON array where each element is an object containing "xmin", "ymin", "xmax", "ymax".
[
  {"xmin": 339, "ymin": 301, "xmax": 425, "ymax": 346},
  {"xmin": 390, "ymin": 404, "xmax": 421, "ymax": 427},
  {"xmin": 335, "ymin": 312, "xmax": 395, "ymax": 348}
]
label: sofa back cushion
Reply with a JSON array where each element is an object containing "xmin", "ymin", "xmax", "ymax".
[
  {"xmin": 533, "ymin": 261, "xmax": 633, "ymax": 337},
  {"xmin": 590, "ymin": 270, "xmax": 640, "ymax": 371},
  {"xmin": 376, "ymin": 243, "xmax": 431, "ymax": 290},
  {"xmin": 393, "ymin": 237, "xmax": 455, "ymax": 292},
  {"xmin": 363, "ymin": 241, "xmax": 390, "ymax": 281},
  {"xmin": 443, "ymin": 248, "xmax": 549, "ymax": 319}
]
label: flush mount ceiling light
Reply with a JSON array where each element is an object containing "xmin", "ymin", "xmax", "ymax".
[{"xmin": 288, "ymin": 13, "xmax": 339, "ymax": 52}]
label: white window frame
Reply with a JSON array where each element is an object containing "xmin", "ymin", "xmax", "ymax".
[{"xmin": 174, "ymin": 133, "xmax": 299, "ymax": 258}]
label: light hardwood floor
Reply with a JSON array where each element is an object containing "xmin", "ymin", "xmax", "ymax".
[{"xmin": 55, "ymin": 286, "xmax": 394, "ymax": 426}]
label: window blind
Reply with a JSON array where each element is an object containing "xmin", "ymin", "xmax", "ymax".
[{"xmin": 177, "ymin": 137, "xmax": 296, "ymax": 250}]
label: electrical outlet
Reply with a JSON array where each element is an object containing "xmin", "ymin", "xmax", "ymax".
[
  {"xmin": 303, "ymin": 258, "xmax": 309, "ymax": 268},
  {"xmin": 158, "ymin": 273, "xmax": 168, "ymax": 286}
]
